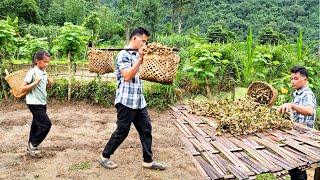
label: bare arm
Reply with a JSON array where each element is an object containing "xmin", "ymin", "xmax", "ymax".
[
  {"xmin": 120, "ymin": 57, "xmax": 143, "ymax": 81},
  {"xmin": 279, "ymin": 103, "xmax": 314, "ymax": 116},
  {"xmin": 21, "ymin": 76, "xmax": 42, "ymax": 93},
  {"xmin": 120, "ymin": 46, "xmax": 145, "ymax": 82},
  {"xmin": 46, "ymin": 78, "xmax": 53, "ymax": 90}
]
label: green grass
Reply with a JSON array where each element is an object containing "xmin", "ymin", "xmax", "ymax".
[
  {"xmin": 68, "ymin": 160, "xmax": 90, "ymax": 171},
  {"xmin": 256, "ymin": 173, "xmax": 278, "ymax": 180},
  {"xmin": 186, "ymin": 87, "xmax": 248, "ymax": 102},
  {"xmin": 216, "ymin": 87, "xmax": 248, "ymax": 99}
]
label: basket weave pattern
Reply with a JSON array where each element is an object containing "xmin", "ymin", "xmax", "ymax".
[
  {"xmin": 140, "ymin": 54, "xmax": 180, "ymax": 84},
  {"xmin": 88, "ymin": 49, "xmax": 115, "ymax": 74},
  {"xmin": 246, "ymin": 81, "xmax": 278, "ymax": 105},
  {"xmin": 5, "ymin": 69, "xmax": 29, "ymax": 98}
]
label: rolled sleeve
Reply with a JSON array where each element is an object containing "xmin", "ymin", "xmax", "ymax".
[
  {"xmin": 117, "ymin": 51, "xmax": 131, "ymax": 70},
  {"xmin": 24, "ymin": 69, "xmax": 34, "ymax": 84},
  {"xmin": 302, "ymin": 94, "xmax": 316, "ymax": 108}
]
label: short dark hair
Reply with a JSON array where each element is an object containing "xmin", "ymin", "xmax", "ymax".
[
  {"xmin": 32, "ymin": 50, "xmax": 51, "ymax": 67},
  {"xmin": 129, "ymin": 27, "xmax": 150, "ymax": 40},
  {"xmin": 291, "ymin": 66, "xmax": 308, "ymax": 78}
]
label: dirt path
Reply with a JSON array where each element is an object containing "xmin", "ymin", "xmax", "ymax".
[{"xmin": 0, "ymin": 101, "xmax": 201, "ymax": 180}]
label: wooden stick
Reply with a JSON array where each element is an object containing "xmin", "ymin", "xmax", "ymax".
[
  {"xmin": 178, "ymin": 136, "xmax": 211, "ymax": 180},
  {"xmin": 4, "ymin": 69, "xmax": 9, "ymax": 76}
]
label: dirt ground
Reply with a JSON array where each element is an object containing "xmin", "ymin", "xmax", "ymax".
[
  {"xmin": 0, "ymin": 101, "xmax": 318, "ymax": 180},
  {"xmin": 0, "ymin": 101, "xmax": 201, "ymax": 180}
]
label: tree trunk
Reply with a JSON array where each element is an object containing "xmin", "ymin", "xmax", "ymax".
[
  {"xmin": 67, "ymin": 52, "xmax": 72, "ymax": 101},
  {"xmin": 178, "ymin": 15, "xmax": 182, "ymax": 33},
  {"xmin": 171, "ymin": 3, "xmax": 176, "ymax": 33},
  {"xmin": 0, "ymin": 68, "xmax": 8, "ymax": 100},
  {"xmin": 205, "ymin": 77, "xmax": 212, "ymax": 98},
  {"xmin": 91, "ymin": 30, "xmax": 95, "ymax": 48},
  {"xmin": 125, "ymin": 21, "xmax": 131, "ymax": 44}
]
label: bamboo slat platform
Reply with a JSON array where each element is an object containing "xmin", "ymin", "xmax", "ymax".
[{"xmin": 169, "ymin": 104, "xmax": 320, "ymax": 180}]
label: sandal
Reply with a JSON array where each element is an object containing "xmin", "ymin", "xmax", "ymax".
[
  {"xmin": 143, "ymin": 162, "xmax": 166, "ymax": 170},
  {"xmin": 98, "ymin": 155, "xmax": 118, "ymax": 169},
  {"xmin": 27, "ymin": 142, "xmax": 38, "ymax": 157}
]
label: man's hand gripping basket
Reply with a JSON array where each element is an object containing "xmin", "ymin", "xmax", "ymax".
[
  {"xmin": 88, "ymin": 49, "xmax": 115, "ymax": 74},
  {"xmin": 246, "ymin": 81, "xmax": 278, "ymax": 105},
  {"xmin": 139, "ymin": 43, "xmax": 180, "ymax": 84}
]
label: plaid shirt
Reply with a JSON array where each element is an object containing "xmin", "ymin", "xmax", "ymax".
[
  {"xmin": 114, "ymin": 46, "xmax": 146, "ymax": 109},
  {"xmin": 292, "ymin": 86, "xmax": 316, "ymax": 128}
]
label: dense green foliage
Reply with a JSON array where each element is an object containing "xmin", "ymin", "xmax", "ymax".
[
  {"xmin": 0, "ymin": 0, "xmax": 41, "ymax": 24},
  {"xmin": 0, "ymin": 0, "xmax": 319, "ymax": 116},
  {"xmin": 0, "ymin": 77, "xmax": 178, "ymax": 110},
  {"xmin": 0, "ymin": 0, "xmax": 318, "ymax": 46}
]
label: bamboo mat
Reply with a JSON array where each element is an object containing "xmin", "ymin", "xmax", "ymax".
[{"xmin": 170, "ymin": 104, "xmax": 320, "ymax": 180}]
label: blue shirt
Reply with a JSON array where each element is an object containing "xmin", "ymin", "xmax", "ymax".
[
  {"xmin": 114, "ymin": 46, "xmax": 146, "ymax": 109},
  {"xmin": 292, "ymin": 86, "xmax": 316, "ymax": 128},
  {"xmin": 24, "ymin": 66, "xmax": 48, "ymax": 105}
]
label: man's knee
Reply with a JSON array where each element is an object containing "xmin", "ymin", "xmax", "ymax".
[{"xmin": 114, "ymin": 126, "xmax": 130, "ymax": 138}]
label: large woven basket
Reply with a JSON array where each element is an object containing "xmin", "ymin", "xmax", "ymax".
[
  {"xmin": 88, "ymin": 49, "xmax": 115, "ymax": 74},
  {"xmin": 5, "ymin": 69, "xmax": 29, "ymax": 98},
  {"xmin": 139, "ymin": 54, "xmax": 180, "ymax": 84},
  {"xmin": 246, "ymin": 81, "xmax": 278, "ymax": 105}
]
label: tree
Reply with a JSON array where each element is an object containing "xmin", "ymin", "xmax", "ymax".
[
  {"xmin": 0, "ymin": 0, "xmax": 41, "ymax": 24},
  {"xmin": 169, "ymin": 0, "xmax": 192, "ymax": 33},
  {"xmin": 141, "ymin": 0, "xmax": 161, "ymax": 41},
  {"xmin": 35, "ymin": 0, "xmax": 52, "ymax": 23},
  {"xmin": 64, "ymin": 0, "xmax": 86, "ymax": 25},
  {"xmin": 207, "ymin": 25, "xmax": 236, "ymax": 44},
  {"xmin": 47, "ymin": 0, "xmax": 65, "ymax": 26},
  {"xmin": 97, "ymin": 5, "xmax": 125, "ymax": 45},
  {"xmin": 52, "ymin": 23, "xmax": 88, "ymax": 101},
  {"xmin": 19, "ymin": 34, "xmax": 49, "ymax": 61},
  {"xmin": 258, "ymin": 28, "xmax": 286, "ymax": 45},
  {"xmin": 83, "ymin": 12, "xmax": 101, "ymax": 47},
  {"xmin": 118, "ymin": 0, "xmax": 142, "ymax": 43},
  {"xmin": 0, "ymin": 18, "xmax": 17, "ymax": 99}
]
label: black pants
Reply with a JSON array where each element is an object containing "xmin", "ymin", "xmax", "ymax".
[
  {"xmin": 27, "ymin": 105, "xmax": 52, "ymax": 147},
  {"xmin": 102, "ymin": 103, "xmax": 153, "ymax": 163},
  {"xmin": 289, "ymin": 168, "xmax": 307, "ymax": 180}
]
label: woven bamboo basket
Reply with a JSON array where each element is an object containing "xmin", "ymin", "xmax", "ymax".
[
  {"xmin": 246, "ymin": 81, "xmax": 278, "ymax": 105},
  {"xmin": 139, "ymin": 54, "xmax": 180, "ymax": 84},
  {"xmin": 5, "ymin": 69, "xmax": 29, "ymax": 98},
  {"xmin": 88, "ymin": 49, "xmax": 115, "ymax": 74}
]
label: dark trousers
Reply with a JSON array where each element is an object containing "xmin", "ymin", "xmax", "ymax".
[
  {"xmin": 289, "ymin": 168, "xmax": 307, "ymax": 180},
  {"xmin": 27, "ymin": 105, "xmax": 52, "ymax": 147},
  {"xmin": 102, "ymin": 103, "xmax": 153, "ymax": 163}
]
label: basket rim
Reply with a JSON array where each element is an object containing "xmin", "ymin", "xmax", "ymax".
[{"xmin": 246, "ymin": 81, "xmax": 278, "ymax": 105}]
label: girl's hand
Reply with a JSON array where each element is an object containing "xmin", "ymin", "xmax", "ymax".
[
  {"xmin": 34, "ymin": 76, "xmax": 42, "ymax": 83},
  {"xmin": 48, "ymin": 78, "xmax": 53, "ymax": 84}
]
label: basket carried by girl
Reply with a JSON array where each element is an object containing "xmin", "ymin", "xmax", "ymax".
[
  {"xmin": 139, "ymin": 43, "xmax": 180, "ymax": 84},
  {"xmin": 88, "ymin": 49, "xmax": 115, "ymax": 74},
  {"xmin": 5, "ymin": 69, "xmax": 29, "ymax": 98},
  {"xmin": 246, "ymin": 81, "xmax": 278, "ymax": 105}
]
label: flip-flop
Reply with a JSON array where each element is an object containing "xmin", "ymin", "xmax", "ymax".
[{"xmin": 143, "ymin": 162, "xmax": 166, "ymax": 170}]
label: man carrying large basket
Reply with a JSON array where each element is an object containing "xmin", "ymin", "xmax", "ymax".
[{"xmin": 98, "ymin": 27, "xmax": 165, "ymax": 170}]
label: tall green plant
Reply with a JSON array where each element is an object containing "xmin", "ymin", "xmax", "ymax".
[
  {"xmin": 19, "ymin": 34, "xmax": 49, "ymax": 62},
  {"xmin": 296, "ymin": 28, "xmax": 317, "ymax": 63},
  {"xmin": 0, "ymin": 18, "xmax": 17, "ymax": 99},
  {"xmin": 52, "ymin": 23, "xmax": 88, "ymax": 101},
  {"xmin": 242, "ymin": 27, "xmax": 254, "ymax": 85},
  {"xmin": 83, "ymin": 12, "xmax": 101, "ymax": 47}
]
